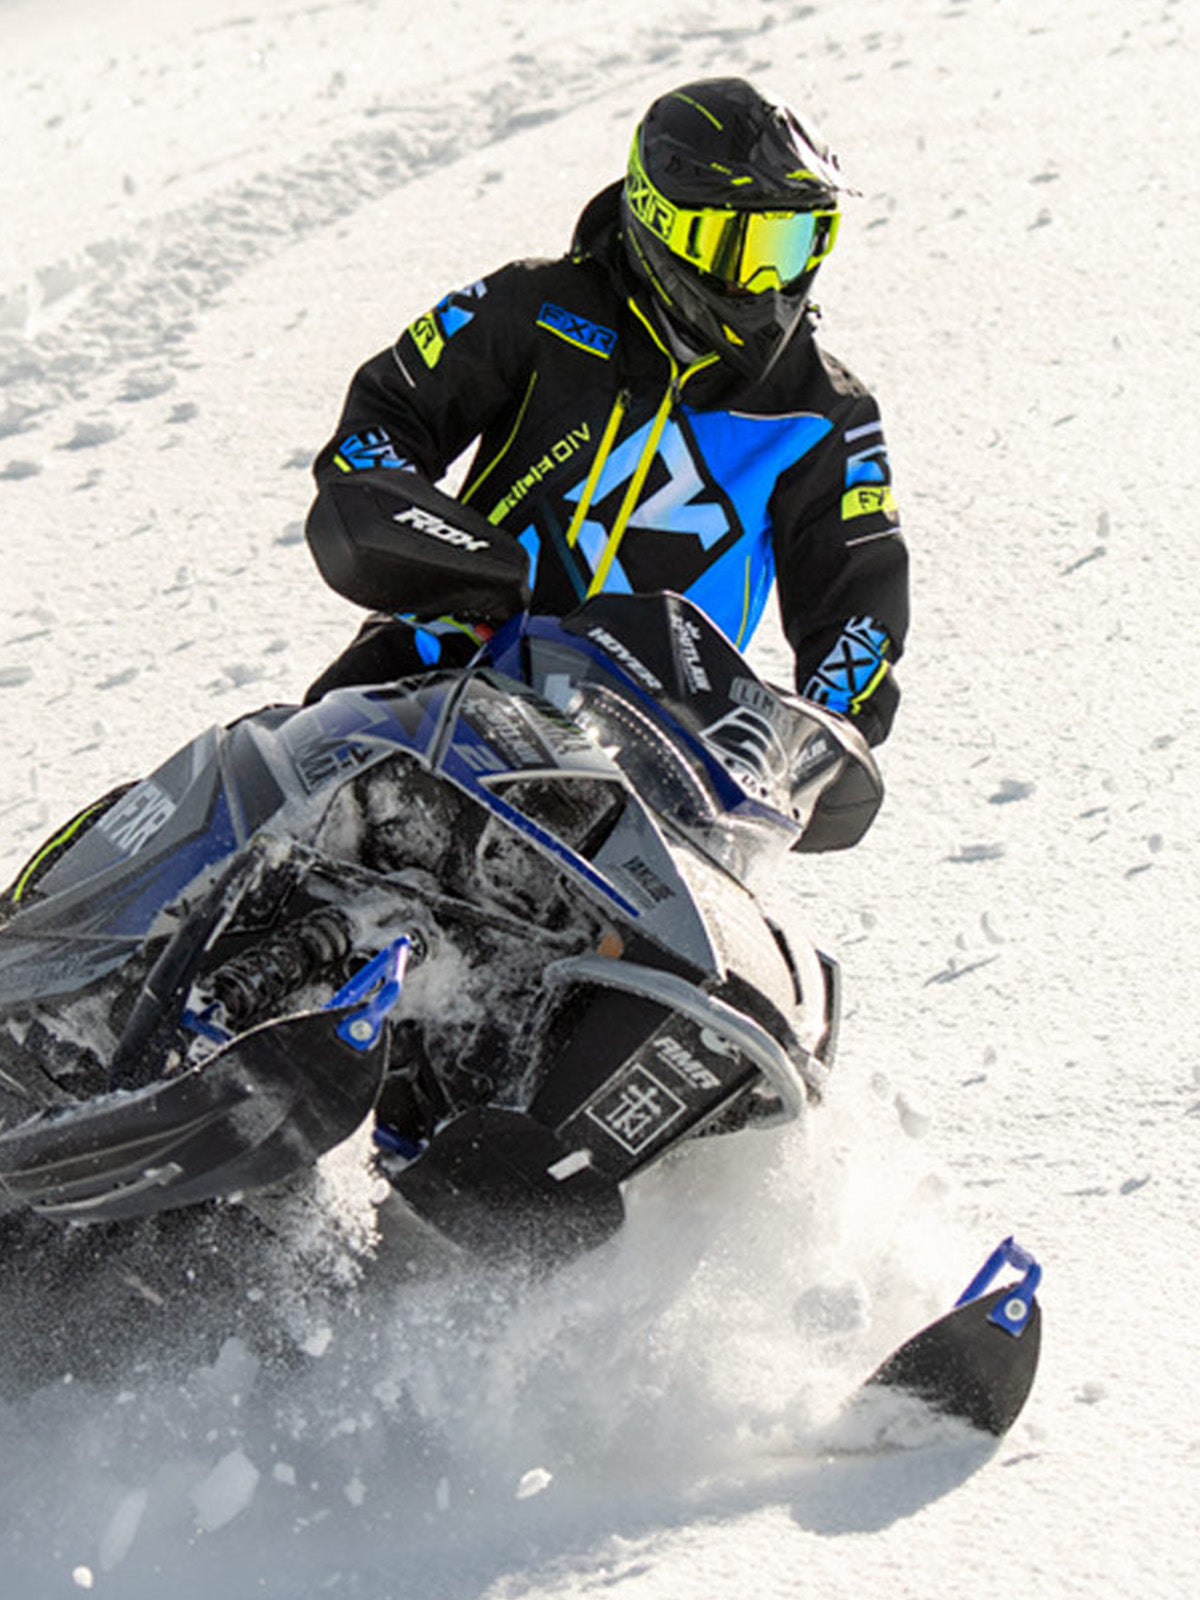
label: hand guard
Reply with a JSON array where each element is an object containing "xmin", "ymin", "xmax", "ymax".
[{"xmin": 306, "ymin": 468, "xmax": 531, "ymax": 624}]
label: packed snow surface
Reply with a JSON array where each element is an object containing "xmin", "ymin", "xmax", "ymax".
[{"xmin": 1, "ymin": 0, "xmax": 1198, "ymax": 1595}]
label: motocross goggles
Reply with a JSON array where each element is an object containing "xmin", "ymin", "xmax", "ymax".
[{"xmin": 626, "ymin": 142, "xmax": 840, "ymax": 294}]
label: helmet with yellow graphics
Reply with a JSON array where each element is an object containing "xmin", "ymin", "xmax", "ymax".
[{"xmin": 620, "ymin": 78, "xmax": 848, "ymax": 381}]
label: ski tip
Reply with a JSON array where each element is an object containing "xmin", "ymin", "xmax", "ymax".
[
  {"xmin": 860, "ymin": 1239, "xmax": 1043, "ymax": 1438},
  {"xmin": 865, "ymin": 1284, "xmax": 1042, "ymax": 1437}
]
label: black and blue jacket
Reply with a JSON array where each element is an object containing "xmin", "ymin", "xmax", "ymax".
[{"xmin": 311, "ymin": 183, "xmax": 909, "ymax": 743}]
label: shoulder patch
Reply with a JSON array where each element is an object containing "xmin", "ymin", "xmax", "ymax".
[
  {"xmin": 536, "ymin": 302, "xmax": 617, "ymax": 359},
  {"xmin": 407, "ymin": 281, "xmax": 488, "ymax": 369}
]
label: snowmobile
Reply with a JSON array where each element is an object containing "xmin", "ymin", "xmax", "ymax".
[
  {"xmin": 0, "ymin": 579, "xmax": 874, "ymax": 1244},
  {"xmin": 0, "ymin": 470, "xmax": 1041, "ymax": 1433}
]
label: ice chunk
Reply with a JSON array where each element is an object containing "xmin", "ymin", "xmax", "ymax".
[
  {"xmin": 191, "ymin": 1448, "xmax": 261, "ymax": 1532},
  {"xmin": 301, "ymin": 1325, "xmax": 334, "ymax": 1358},
  {"xmin": 196, "ymin": 1336, "xmax": 260, "ymax": 1401},
  {"xmin": 100, "ymin": 1488, "xmax": 148, "ymax": 1570}
]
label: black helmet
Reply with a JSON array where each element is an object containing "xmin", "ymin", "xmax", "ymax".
[{"xmin": 620, "ymin": 79, "xmax": 848, "ymax": 380}]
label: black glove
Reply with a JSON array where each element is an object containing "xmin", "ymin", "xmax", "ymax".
[{"xmin": 303, "ymin": 613, "xmax": 482, "ymax": 703}]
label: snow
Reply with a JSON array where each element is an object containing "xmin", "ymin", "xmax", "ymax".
[{"xmin": 1, "ymin": 0, "xmax": 1198, "ymax": 1595}]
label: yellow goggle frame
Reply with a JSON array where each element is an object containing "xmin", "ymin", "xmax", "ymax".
[{"xmin": 626, "ymin": 142, "xmax": 840, "ymax": 294}]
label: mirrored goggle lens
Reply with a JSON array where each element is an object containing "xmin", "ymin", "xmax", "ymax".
[
  {"xmin": 735, "ymin": 208, "xmax": 839, "ymax": 291},
  {"xmin": 677, "ymin": 205, "xmax": 838, "ymax": 292}
]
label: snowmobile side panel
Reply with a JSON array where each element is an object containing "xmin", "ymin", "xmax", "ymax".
[
  {"xmin": 0, "ymin": 593, "xmax": 874, "ymax": 1249},
  {"xmin": 547, "ymin": 954, "xmax": 811, "ymax": 1121}
]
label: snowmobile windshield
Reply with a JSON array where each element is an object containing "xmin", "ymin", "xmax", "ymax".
[{"xmin": 565, "ymin": 677, "xmax": 796, "ymax": 883}]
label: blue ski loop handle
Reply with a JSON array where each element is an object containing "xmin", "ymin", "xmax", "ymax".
[
  {"xmin": 955, "ymin": 1235, "xmax": 1042, "ymax": 1338},
  {"xmin": 328, "ymin": 935, "xmax": 413, "ymax": 1052},
  {"xmin": 183, "ymin": 936, "xmax": 413, "ymax": 1052}
]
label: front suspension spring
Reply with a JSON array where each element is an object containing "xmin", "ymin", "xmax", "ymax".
[{"xmin": 207, "ymin": 906, "xmax": 354, "ymax": 1032}]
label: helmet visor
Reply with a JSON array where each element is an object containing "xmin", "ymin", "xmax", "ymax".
[{"xmin": 627, "ymin": 142, "xmax": 840, "ymax": 293}]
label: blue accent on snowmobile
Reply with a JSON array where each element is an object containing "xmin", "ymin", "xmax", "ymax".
[
  {"xmin": 487, "ymin": 612, "xmax": 770, "ymax": 821},
  {"xmin": 373, "ymin": 1123, "xmax": 425, "ymax": 1161},
  {"xmin": 329, "ymin": 936, "xmax": 412, "ymax": 1052},
  {"xmin": 0, "ymin": 593, "xmax": 879, "ymax": 1241},
  {"xmin": 486, "ymin": 604, "xmax": 800, "ymax": 832},
  {"xmin": 437, "ymin": 742, "xmax": 642, "ymax": 919},
  {"xmin": 180, "ymin": 1003, "xmax": 232, "ymax": 1045},
  {"xmin": 183, "ymin": 938, "xmax": 414, "ymax": 1054},
  {"xmin": 98, "ymin": 791, "xmax": 240, "ymax": 938},
  {"xmin": 955, "ymin": 1235, "xmax": 1042, "ymax": 1337}
]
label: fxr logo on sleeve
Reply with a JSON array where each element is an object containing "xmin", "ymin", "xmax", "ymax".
[
  {"xmin": 842, "ymin": 483, "xmax": 897, "ymax": 520},
  {"xmin": 841, "ymin": 419, "xmax": 896, "ymax": 520},
  {"xmin": 333, "ymin": 428, "xmax": 413, "ymax": 474},
  {"xmin": 803, "ymin": 616, "xmax": 892, "ymax": 714},
  {"xmin": 410, "ymin": 313, "xmax": 445, "ymax": 369}
]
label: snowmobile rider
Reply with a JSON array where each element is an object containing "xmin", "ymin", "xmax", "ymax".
[{"xmin": 303, "ymin": 77, "xmax": 909, "ymax": 746}]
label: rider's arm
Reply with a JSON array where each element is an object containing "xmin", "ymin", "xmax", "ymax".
[
  {"xmin": 306, "ymin": 265, "xmax": 543, "ymax": 643},
  {"xmin": 769, "ymin": 376, "xmax": 909, "ymax": 747},
  {"xmin": 312, "ymin": 263, "xmax": 542, "ymax": 487}
]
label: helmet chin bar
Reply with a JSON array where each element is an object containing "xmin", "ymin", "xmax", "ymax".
[{"xmin": 624, "ymin": 226, "xmax": 705, "ymax": 353}]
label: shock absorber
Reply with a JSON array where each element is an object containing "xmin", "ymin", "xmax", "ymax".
[{"xmin": 207, "ymin": 906, "xmax": 354, "ymax": 1033}]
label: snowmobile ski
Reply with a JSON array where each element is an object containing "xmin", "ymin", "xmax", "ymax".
[
  {"xmin": 0, "ymin": 938, "xmax": 411, "ymax": 1222},
  {"xmin": 861, "ymin": 1237, "xmax": 1043, "ymax": 1436},
  {"xmin": 383, "ymin": 1105, "xmax": 626, "ymax": 1263}
]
